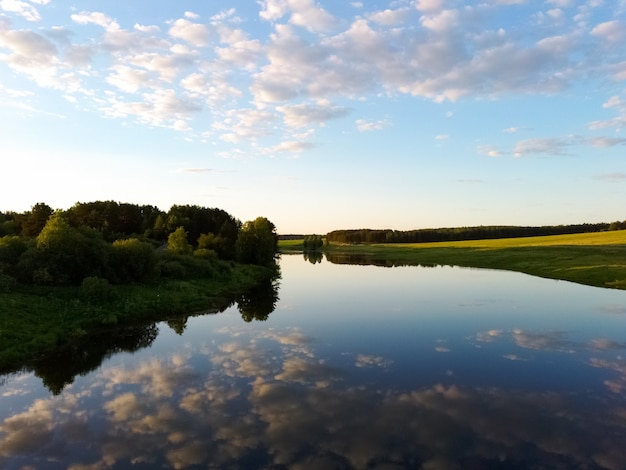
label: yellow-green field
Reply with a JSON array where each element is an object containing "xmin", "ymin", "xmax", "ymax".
[
  {"xmin": 279, "ymin": 230, "xmax": 626, "ymax": 290},
  {"xmin": 391, "ymin": 230, "xmax": 626, "ymax": 248}
]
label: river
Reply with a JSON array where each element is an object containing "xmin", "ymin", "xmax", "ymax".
[{"xmin": 1, "ymin": 253, "xmax": 626, "ymax": 469}]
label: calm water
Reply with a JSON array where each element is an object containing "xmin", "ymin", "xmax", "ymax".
[{"xmin": 1, "ymin": 254, "xmax": 626, "ymax": 469}]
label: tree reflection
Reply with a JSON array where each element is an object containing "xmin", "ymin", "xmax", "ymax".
[
  {"xmin": 237, "ymin": 268, "xmax": 280, "ymax": 322},
  {"xmin": 325, "ymin": 252, "xmax": 438, "ymax": 268},
  {"xmin": 303, "ymin": 251, "xmax": 323, "ymax": 264},
  {"xmin": 32, "ymin": 324, "xmax": 159, "ymax": 395},
  {"xmin": 167, "ymin": 316, "xmax": 188, "ymax": 335}
]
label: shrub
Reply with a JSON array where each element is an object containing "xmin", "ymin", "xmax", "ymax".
[
  {"xmin": 193, "ymin": 248, "xmax": 217, "ymax": 260},
  {"xmin": 157, "ymin": 260, "xmax": 188, "ymax": 279},
  {"xmin": 81, "ymin": 276, "xmax": 116, "ymax": 303},
  {"xmin": 109, "ymin": 238, "xmax": 156, "ymax": 282},
  {"xmin": 0, "ymin": 272, "xmax": 16, "ymax": 292}
]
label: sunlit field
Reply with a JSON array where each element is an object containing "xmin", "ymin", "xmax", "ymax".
[{"xmin": 280, "ymin": 230, "xmax": 626, "ymax": 290}]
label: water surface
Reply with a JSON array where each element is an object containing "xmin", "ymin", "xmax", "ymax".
[{"xmin": 1, "ymin": 254, "xmax": 626, "ymax": 469}]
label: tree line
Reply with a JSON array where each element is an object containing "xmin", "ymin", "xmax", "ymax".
[
  {"xmin": 0, "ymin": 201, "xmax": 277, "ymax": 288},
  {"xmin": 325, "ymin": 221, "xmax": 625, "ymax": 245}
]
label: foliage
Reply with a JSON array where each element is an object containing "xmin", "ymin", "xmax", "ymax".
[
  {"xmin": 165, "ymin": 205, "xmax": 240, "ymax": 257},
  {"xmin": 236, "ymin": 217, "xmax": 278, "ymax": 265},
  {"xmin": 0, "ymin": 236, "xmax": 29, "ymax": 270},
  {"xmin": 167, "ymin": 226, "xmax": 192, "ymax": 255},
  {"xmin": 303, "ymin": 235, "xmax": 324, "ymax": 251},
  {"xmin": 0, "ymin": 272, "xmax": 16, "ymax": 292},
  {"xmin": 109, "ymin": 238, "xmax": 156, "ymax": 282},
  {"xmin": 34, "ymin": 213, "xmax": 109, "ymax": 284},
  {"xmin": 21, "ymin": 203, "xmax": 53, "ymax": 237},
  {"xmin": 81, "ymin": 276, "xmax": 116, "ymax": 303},
  {"xmin": 325, "ymin": 223, "xmax": 615, "ymax": 245}
]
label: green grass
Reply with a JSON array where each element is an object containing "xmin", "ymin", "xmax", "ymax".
[{"xmin": 279, "ymin": 230, "xmax": 626, "ymax": 290}]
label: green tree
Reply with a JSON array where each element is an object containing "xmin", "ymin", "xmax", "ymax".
[
  {"xmin": 21, "ymin": 203, "xmax": 53, "ymax": 237},
  {"xmin": 235, "ymin": 217, "xmax": 278, "ymax": 265},
  {"xmin": 34, "ymin": 213, "xmax": 109, "ymax": 284},
  {"xmin": 168, "ymin": 226, "xmax": 192, "ymax": 255},
  {"xmin": 109, "ymin": 238, "xmax": 156, "ymax": 282}
]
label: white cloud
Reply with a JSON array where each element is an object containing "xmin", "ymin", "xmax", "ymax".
[
  {"xmin": 603, "ymin": 96, "xmax": 622, "ymax": 108},
  {"xmin": 134, "ymin": 24, "xmax": 160, "ymax": 33},
  {"xmin": 263, "ymin": 140, "xmax": 315, "ymax": 154},
  {"xmin": 101, "ymin": 89, "xmax": 201, "ymax": 127},
  {"xmin": 215, "ymin": 108, "xmax": 277, "ymax": 143},
  {"xmin": 368, "ymin": 8, "xmax": 410, "ymax": 25},
  {"xmin": 415, "ymin": 0, "xmax": 443, "ymax": 12},
  {"xmin": 168, "ymin": 18, "xmax": 211, "ymax": 46},
  {"xmin": 547, "ymin": 0, "xmax": 571, "ymax": 6},
  {"xmin": 356, "ymin": 119, "xmax": 389, "ymax": 132},
  {"xmin": 420, "ymin": 9, "xmax": 460, "ymax": 33},
  {"xmin": 289, "ymin": 0, "xmax": 336, "ymax": 33},
  {"xmin": 585, "ymin": 136, "xmax": 626, "ymax": 148},
  {"xmin": 105, "ymin": 64, "xmax": 153, "ymax": 93},
  {"xmin": 71, "ymin": 11, "xmax": 119, "ymax": 30},
  {"xmin": 477, "ymin": 145, "xmax": 503, "ymax": 157},
  {"xmin": 215, "ymin": 38, "xmax": 262, "ymax": 70},
  {"xmin": 591, "ymin": 20, "xmax": 626, "ymax": 43},
  {"xmin": 277, "ymin": 102, "xmax": 349, "ymax": 128},
  {"xmin": 259, "ymin": 0, "xmax": 288, "ymax": 21},
  {"xmin": 0, "ymin": 0, "xmax": 42, "ymax": 22},
  {"xmin": 260, "ymin": 0, "xmax": 336, "ymax": 32},
  {"xmin": 513, "ymin": 137, "xmax": 571, "ymax": 156}
]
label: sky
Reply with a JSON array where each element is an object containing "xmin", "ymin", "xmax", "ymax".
[{"xmin": 0, "ymin": 0, "xmax": 625, "ymax": 234}]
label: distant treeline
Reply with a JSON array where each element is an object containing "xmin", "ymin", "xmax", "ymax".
[
  {"xmin": 326, "ymin": 221, "xmax": 626, "ymax": 245},
  {"xmin": 0, "ymin": 201, "xmax": 277, "ymax": 287}
]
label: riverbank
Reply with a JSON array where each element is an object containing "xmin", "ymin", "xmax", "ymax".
[
  {"xmin": 280, "ymin": 230, "xmax": 626, "ymax": 290},
  {"xmin": 0, "ymin": 262, "xmax": 276, "ymax": 373}
]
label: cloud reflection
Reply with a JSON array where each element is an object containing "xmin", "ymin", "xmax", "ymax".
[{"xmin": 0, "ymin": 327, "xmax": 625, "ymax": 469}]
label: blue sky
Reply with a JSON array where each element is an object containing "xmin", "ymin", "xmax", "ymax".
[{"xmin": 1, "ymin": 0, "xmax": 625, "ymax": 234}]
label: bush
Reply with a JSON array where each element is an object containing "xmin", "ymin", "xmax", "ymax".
[
  {"xmin": 157, "ymin": 260, "xmax": 188, "ymax": 279},
  {"xmin": 0, "ymin": 236, "xmax": 29, "ymax": 267},
  {"xmin": 81, "ymin": 276, "xmax": 116, "ymax": 303},
  {"xmin": 0, "ymin": 272, "xmax": 16, "ymax": 292},
  {"xmin": 193, "ymin": 248, "xmax": 217, "ymax": 260},
  {"xmin": 109, "ymin": 238, "xmax": 156, "ymax": 282}
]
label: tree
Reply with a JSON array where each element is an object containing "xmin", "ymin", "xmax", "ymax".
[
  {"xmin": 167, "ymin": 226, "xmax": 192, "ymax": 255},
  {"xmin": 235, "ymin": 217, "xmax": 278, "ymax": 265},
  {"xmin": 109, "ymin": 238, "xmax": 156, "ymax": 282},
  {"xmin": 21, "ymin": 203, "xmax": 53, "ymax": 237},
  {"xmin": 34, "ymin": 213, "xmax": 109, "ymax": 284}
]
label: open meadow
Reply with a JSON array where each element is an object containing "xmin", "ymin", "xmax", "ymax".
[{"xmin": 280, "ymin": 230, "xmax": 626, "ymax": 290}]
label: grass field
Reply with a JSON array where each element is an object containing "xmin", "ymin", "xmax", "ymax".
[{"xmin": 279, "ymin": 230, "xmax": 626, "ymax": 290}]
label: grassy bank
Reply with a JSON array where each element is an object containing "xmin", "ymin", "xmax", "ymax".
[
  {"xmin": 0, "ymin": 262, "xmax": 274, "ymax": 372},
  {"xmin": 280, "ymin": 230, "xmax": 626, "ymax": 290}
]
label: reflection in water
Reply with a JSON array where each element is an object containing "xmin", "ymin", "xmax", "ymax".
[
  {"xmin": 325, "ymin": 251, "xmax": 438, "ymax": 268},
  {"xmin": 1, "ymin": 257, "xmax": 626, "ymax": 469},
  {"xmin": 8, "ymin": 269, "xmax": 280, "ymax": 396},
  {"xmin": 237, "ymin": 272, "xmax": 280, "ymax": 323},
  {"xmin": 1, "ymin": 326, "xmax": 625, "ymax": 469},
  {"xmin": 303, "ymin": 250, "xmax": 323, "ymax": 264},
  {"xmin": 31, "ymin": 323, "xmax": 160, "ymax": 396}
]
